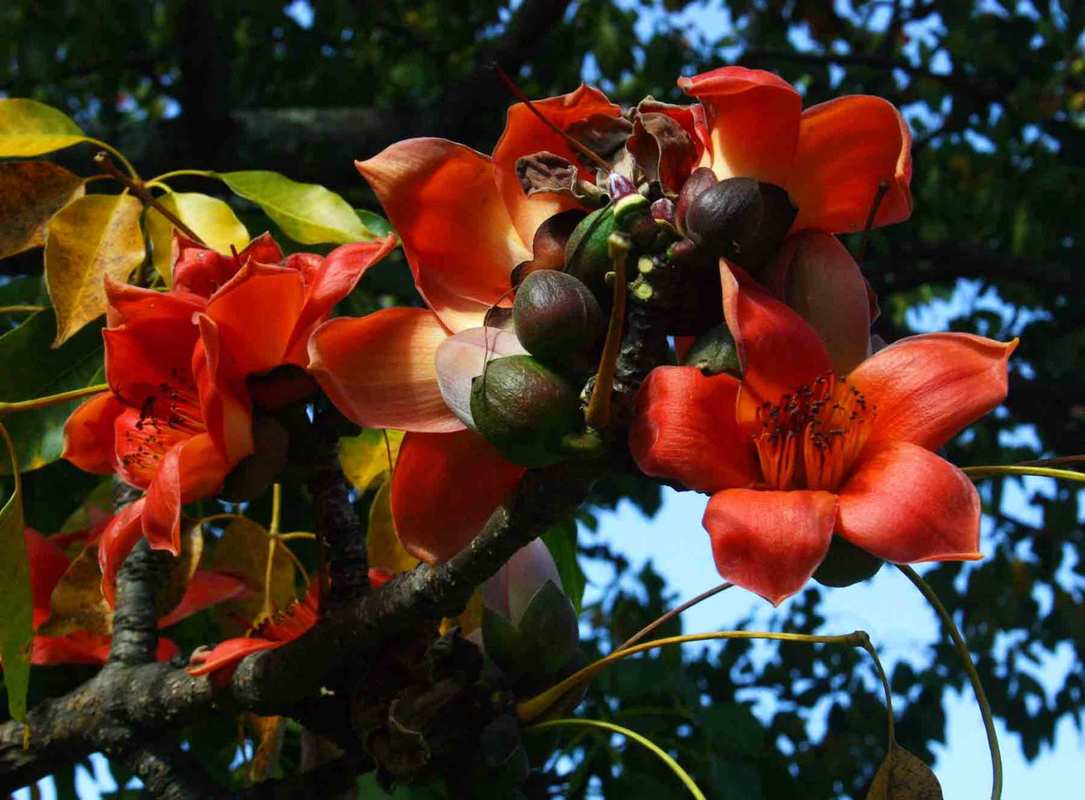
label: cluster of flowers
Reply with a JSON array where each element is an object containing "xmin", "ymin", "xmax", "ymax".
[{"xmin": 49, "ymin": 66, "xmax": 1014, "ymax": 674}]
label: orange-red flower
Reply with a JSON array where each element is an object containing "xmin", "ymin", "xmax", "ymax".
[
  {"xmin": 63, "ymin": 233, "xmax": 394, "ymax": 576},
  {"xmin": 24, "ymin": 526, "xmax": 247, "ymax": 665},
  {"xmin": 681, "ymin": 66, "xmax": 912, "ymax": 233},
  {"xmin": 630, "ymin": 266, "xmax": 1016, "ymax": 605},
  {"xmin": 309, "ymin": 86, "xmax": 621, "ymax": 563}
]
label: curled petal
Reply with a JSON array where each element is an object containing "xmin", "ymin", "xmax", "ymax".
[
  {"xmin": 193, "ymin": 314, "xmax": 254, "ymax": 466},
  {"xmin": 142, "ymin": 434, "xmax": 230, "ymax": 555},
  {"xmin": 357, "ymin": 139, "xmax": 529, "ymax": 332},
  {"xmin": 849, "ymin": 333, "xmax": 1017, "ymax": 451},
  {"xmin": 838, "ymin": 442, "xmax": 981, "ymax": 563},
  {"xmin": 99, "ymin": 498, "xmax": 146, "ymax": 607},
  {"xmin": 285, "ymin": 235, "xmax": 398, "ymax": 362},
  {"xmin": 493, "ymin": 84, "xmax": 622, "ymax": 245},
  {"xmin": 434, "ymin": 326, "xmax": 528, "ymax": 429},
  {"xmin": 158, "ymin": 570, "xmax": 250, "ymax": 628},
  {"xmin": 173, "ymin": 231, "xmax": 284, "ymax": 297},
  {"xmin": 703, "ymin": 488, "xmax": 837, "ymax": 605},
  {"xmin": 104, "ymin": 276, "xmax": 205, "ymax": 328},
  {"xmin": 790, "ymin": 95, "xmax": 913, "ymax": 232},
  {"xmin": 763, "ymin": 232, "xmax": 871, "ymax": 374},
  {"xmin": 679, "ymin": 66, "xmax": 802, "ymax": 186},
  {"xmin": 62, "ymin": 392, "xmax": 124, "ymax": 475},
  {"xmin": 308, "ymin": 308, "xmax": 463, "ymax": 433},
  {"xmin": 390, "ymin": 431, "xmax": 525, "ymax": 564},
  {"xmin": 630, "ymin": 366, "xmax": 758, "ymax": 493},
  {"xmin": 186, "ymin": 637, "xmax": 281, "ymax": 678},
  {"xmin": 722, "ymin": 264, "xmax": 832, "ymax": 417}
]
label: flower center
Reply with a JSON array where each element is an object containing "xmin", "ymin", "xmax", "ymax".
[
  {"xmin": 117, "ymin": 382, "xmax": 205, "ymax": 486},
  {"xmin": 752, "ymin": 372, "xmax": 874, "ymax": 491}
]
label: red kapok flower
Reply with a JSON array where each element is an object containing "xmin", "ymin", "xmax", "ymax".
[
  {"xmin": 630, "ymin": 266, "xmax": 1016, "ymax": 605},
  {"xmin": 309, "ymin": 86, "xmax": 622, "ymax": 563},
  {"xmin": 681, "ymin": 66, "xmax": 912, "ymax": 233},
  {"xmin": 63, "ymin": 233, "xmax": 394, "ymax": 574}
]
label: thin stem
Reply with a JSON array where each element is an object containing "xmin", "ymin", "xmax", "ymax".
[
  {"xmin": 269, "ymin": 483, "xmax": 282, "ymax": 535},
  {"xmin": 614, "ymin": 581, "xmax": 732, "ymax": 653},
  {"xmin": 0, "ymin": 306, "xmax": 45, "ymax": 315},
  {"xmin": 149, "ymin": 169, "xmax": 217, "ymax": 184},
  {"xmin": 517, "ymin": 629, "xmax": 865, "ymax": 721},
  {"xmin": 261, "ymin": 537, "xmax": 278, "ymax": 619},
  {"xmin": 856, "ymin": 632, "xmax": 895, "ymax": 746},
  {"xmin": 856, "ymin": 179, "xmax": 890, "ymax": 263},
  {"xmin": 1017, "ymin": 454, "xmax": 1085, "ymax": 467},
  {"xmin": 197, "ymin": 512, "xmax": 247, "ymax": 528},
  {"xmin": 0, "ymin": 423, "xmax": 22, "ymax": 499},
  {"xmin": 94, "ymin": 152, "xmax": 206, "ymax": 246},
  {"xmin": 528, "ymin": 718, "xmax": 706, "ymax": 800},
  {"xmin": 0, "ymin": 384, "xmax": 107, "ymax": 415},
  {"xmin": 86, "ymin": 138, "xmax": 138, "ymax": 179},
  {"xmin": 493, "ymin": 65, "xmax": 612, "ymax": 172},
  {"xmin": 276, "ymin": 531, "xmax": 316, "ymax": 542},
  {"xmin": 585, "ymin": 233, "xmax": 629, "ymax": 429},
  {"xmin": 898, "ymin": 564, "xmax": 1001, "ymax": 800},
  {"xmin": 963, "ymin": 464, "xmax": 1085, "ymax": 484}
]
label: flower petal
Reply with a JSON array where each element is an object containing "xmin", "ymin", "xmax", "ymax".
[
  {"xmin": 837, "ymin": 441, "xmax": 981, "ymax": 563},
  {"xmin": 390, "ymin": 430, "xmax": 525, "ymax": 564},
  {"xmin": 703, "ymin": 488, "xmax": 837, "ymax": 605},
  {"xmin": 204, "ymin": 262, "xmax": 306, "ymax": 377},
  {"xmin": 722, "ymin": 263, "xmax": 832, "ymax": 413},
  {"xmin": 763, "ymin": 231, "xmax": 871, "ymax": 374},
  {"xmin": 62, "ymin": 392, "xmax": 125, "ymax": 474},
  {"xmin": 285, "ymin": 235, "xmax": 398, "ymax": 363},
  {"xmin": 31, "ymin": 632, "xmax": 113, "ymax": 665},
  {"xmin": 172, "ymin": 231, "xmax": 284, "ymax": 297},
  {"xmin": 790, "ymin": 95, "xmax": 913, "ymax": 232},
  {"xmin": 186, "ymin": 636, "xmax": 281, "ymax": 678},
  {"xmin": 848, "ymin": 333, "xmax": 1017, "ymax": 451},
  {"xmin": 678, "ymin": 66, "xmax": 802, "ymax": 186},
  {"xmin": 493, "ymin": 84, "xmax": 623, "ymax": 245},
  {"xmin": 193, "ymin": 314, "xmax": 254, "ymax": 466},
  {"xmin": 434, "ymin": 326, "xmax": 528, "ymax": 429},
  {"xmin": 630, "ymin": 366, "xmax": 758, "ymax": 493},
  {"xmin": 158, "ymin": 570, "xmax": 250, "ymax": 628},
  {"xmin": 308, "ymin": 308, "xmax": 463, "ymax": 433},
  {"xmin": 357, "ymin": 138, "xmax": 529, "ymax": 332},
  {"xmin": 24, "ymin": 529, "xmax": 72, "ymax": 629},
  {"xmin": 142, "ymin": 433, "xmax": 230, "ymax": 555},
  {"xmin": 99, "ymin": 498, "xmax": 146, "ymax": 607}
]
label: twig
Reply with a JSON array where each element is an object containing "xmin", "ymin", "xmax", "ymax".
[
  {"xmin": 94, "ymin": 151, "xmax": 206, "ymax": 246},
  {"xmin": 614, "ymin": 581, "xmax": 732, "ymax": 652}
]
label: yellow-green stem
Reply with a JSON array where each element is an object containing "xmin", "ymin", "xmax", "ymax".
[
  {"xmin": 517, "ymin": 630, "xmax": 864, "ymax": 721},
  {"xmin": 0, "ymin": 422, "xmax": 23, "ymax": 499},
  {"xmin": 0, "ymin": 384, "xmax": 108, "ymax": 415},
  {"xmin": 963, "ymin": 464, "xmax": 1085, "ymax": 484},
  {"xmin": 528, "ymin": 718, "xmax": 706, "ymax": 800},
  {"xmin": 0, "ymin": 305, "xmax": 45, "ymax": 315},
  {"xmin": 856, "ymin": 632, "xmax": 895, "ymax": 746},
  {"xmin": 86, "ymin": 138, "xmax": 138, "ymax": 179},
  {"xmin": 898, "ymin": 564, "xmax": 1002, "ymax": 800},
  {"xmin": 269, "ymin": 483, "xmax": 282, "ymax": 535},
  {"xmin": 614, "ymin": 581, "xmax": 732, "ymax": 653},
  {"xmin": 276, "ymin": 531, "xmax": 316, "ymax": 542},
  {"xmin": 584, "ymin": 233, "xmax": 629, "ymax": 429},
  {"xmin": 149, "ymin": 169, "xmax": 217, "ymax": 183}
]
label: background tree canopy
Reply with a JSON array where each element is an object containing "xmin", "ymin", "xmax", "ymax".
[{"xmin": 2, "ymin": 1, "xmax": 1083, "ymax": 797}]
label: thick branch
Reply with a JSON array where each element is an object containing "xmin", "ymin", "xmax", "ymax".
[
  {"xmin": 121, "ymin": 738, "xmax": 226, "ymax": 800},
  {"xmin": 109, "ymin": 538, "xmax": 172, "ymax": 666}
]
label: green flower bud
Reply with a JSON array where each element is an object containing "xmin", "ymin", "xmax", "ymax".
[
  {"xmin": 682, "ymin": 322, "xmax": 741, "ymax": 376},
  {"xmin": 813, "ymin": 536, "xmax": 883, "ymax": 587},
  {"xmin": 564, "ymin": 205, "xmax": 617, "ymax": 302},
  {"xmin": 470, "ymin": 355, "xmax": 581, "ymax": 468}
]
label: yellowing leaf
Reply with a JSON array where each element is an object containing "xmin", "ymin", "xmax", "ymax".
[
  {"xmin": 0, "ymin": 161, "xmax": 85, "ymax": 259},
  {"xmin": 244, "ymin": 714, "xmax": 286, "ymax": 782},
  {"xmin": 218, "ymin": 170, "xmax": 378, "ymax": 245},
  {"xmin": 0, "ymin": 99, "xmax": 86, "ymax": 157},
  {"xmin": 367, "ymin": 480, "xmax": 418, "ymax": 576},
  {"xmin": 40, "ymin": 541, "xmax": 111, "ymax": 637},
  {"xmin": 145, "ymin": 191, "xmax": 250, "ymax": 284},
  {"xmin": 340, "ymin": 428, "xmax": 404, "ymax": 493},
  {"xmin": 441, "ymin": 589, "xmax": 482, "ymax": 637},
  {"xmin": 156, "ymin": 519, "xmax": 204, "ymax": 620},
  {"xmin": 866, "ymin": 745, "xmax": 943, "ymax": 800},
  {"xmin": 0, "ymin": 423, "xmax": 32, "ymax": 720},
  {"xmin": 44, "ymin": 194, "xmax": 145, "ymax": 346},
  {"xmin": 205, "ymin": 518, "xmax": 295, "ymax": 635}
]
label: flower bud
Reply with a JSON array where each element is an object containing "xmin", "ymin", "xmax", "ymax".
[
  {"xmin": 608, "ymin": 172, "xmax": 636, "ymax": 200},
  {"xmin": 813, "ymin": 536, "xmax": 883, "ymax": 587},
  {"xmin": 513, "ymin": 270, "xmax": 604, "ymax": 368},
  {"xmin": 684, "ymin": 177, "xmax": 797, "ymax": 270},
  {"xmin": 675, "ymin": 166, "xmax": 718, "ymax": 236},
  {"xmin": 564, "ymin": 205, "xmax": 617, "ymax": 302},
  {"xmin": 470, "ymin": 355, "xmax": 581, "ymax": 468}
]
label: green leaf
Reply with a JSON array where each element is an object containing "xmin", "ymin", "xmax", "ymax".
[
  {"xmin": 866, "ymin": 744, "xmax": 943, "ymax": 799},
  {"xmin": 340, "ymin": 428, "xmax": 404, "ymax": 492},
  {"xmin": 0, "ymin": 424, "xmax": 32, "ymax": 720},
  {"xmin": 0, "ymin": 310, "xmax": 104, "ymax": 474},
  {"xmin": 0, "ymin": 99, "xmax": 86, "ymax": 157},
  {"xmin": 44, "ymin": 193, "xmax": 145, "ymax": 345},
  {"xmin": 145, "ymin": 191, "xmax": 250, "ymax": 284},
  {"xmin": 542, "ymin": 519, "xmax": 586, "ymax": 613},
  {"xmin": 218, "ymin": 170, "xmax": 378, "ymax": 245},
  {"xmin": 355, "ymin": 208, "xmax": 395, "ymax": 238}
]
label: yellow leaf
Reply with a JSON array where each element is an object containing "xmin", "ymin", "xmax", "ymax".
[
  {"xmin": 244, "ymin": 713, "xmax": 286, "ymax": 782},
  {"xmin": 441, "ymin": 590, "xmax": 482, "ymax": 637},
  {"xmin": 0, "ymin": 161, "xmax": 85, "ymax": 259},
  {"xmin": 40, "ymin": 540, "xmax": 112, "ymax": 637},
  {"xmin": 366, "ymin": 480, "xmax": 418, "ymax": 576},
  {"xmin": 44, "ymin": 194, "xmax": 145, "ymax": 346},
  {"xmin": 866, "ymin": 745, "xmax": 943, "ymax": 800},
  {"xmin": 145, "ymin": 192, "xmax": 250, "ymax": 285},
  {"xmin": 0, "ymin": 99, "xmax": 86, "ymax": 157},
  {"xmin": 340, "ymin": 428, "xmax": 404, "ymax": 493},
  {"xmin": 205, "ymin": 518, "xmax": 295, "ymax": 635},
  {"xmin": 156, "ymin": 519, "xmax": 204, "ymax": 620}
]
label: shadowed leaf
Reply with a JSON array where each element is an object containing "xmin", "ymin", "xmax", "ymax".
[
  {"xmin": 866, "ymin": 745, "xmax": 943, "ymax": 799},
  {"xmin": 205, "ymin": 518, "xmax": 295, "ymax": 635},
  {"xmin": 0, "ymin": 424, "xmax": 31, "ymax": 720},
  {"xmin": 0, "ymin": 161, "xmax": 85, "ymax": 259},
  {"xmin": 44, "ymin": 193, "xmax": 144, "ymax": 345}
]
